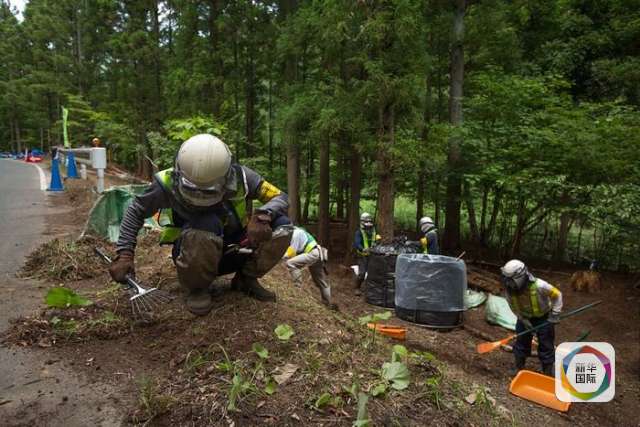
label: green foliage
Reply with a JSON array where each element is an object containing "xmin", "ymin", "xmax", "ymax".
[
  {"xmin": 45, "ymin": 287, "xmax": 92, "ymax": 308},
  {"xmin": 227, "ymin": 373, "xmax": 254, "ymax": 412},
  {"xmin": 354, "ymin": 392, "xmax": 371, "ymax": 427},
  {"xmin": 358, "ymin": 311, "xmax": 392, "ymax": 326},
  {"xmin": 381, "ymin": 361, "xmax": 410, "ymax": 391},
  {"xmin": 274, "ymin": 324, "xmax": 295, "ymax": 342},
  {"xmin": 252, "ymin": 343, "xmax": 269, "ymax": 360}
]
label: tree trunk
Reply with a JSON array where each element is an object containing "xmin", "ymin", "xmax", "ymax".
[
  {"xmin": 434, "ymin": 179, "xmax": 440, "ymax": 227},
  {"xmin": 479, "ymin": 184, "xmax": 489, "ymax": 239},
  {"xmin": 416, "ymin": 170, "xmax": 425, "ymax": 232},
  {"xmin": 443, "ymin": 0, "xmax": 465, "ymax": 251},
  {"xmin": 463, "ymin": 180, "xmax": 480, "ymax": 243},
  {"xmin": 483, "ymin": 186, "xmax": 502, "ymax": 245},
  {"xmin": 376, "ymin": 103, "xmax": 395, "ymax": 241},
  {"xmin": 287, "ymin": 142, "xmax": 301, "ymax": 223},
  {"xmin": 14, "ymin": 119, "xmax": 22, "ymax": 153},
  {"xmin": 575, "ymin": 218, "xmax": 584, "ymax": 262},
  {"xmin": 347, "ymin": 149, "xmax": 362, "ymax": 264},
  {"xmin": 510, "ymin": 198, "xmax": 527, "ymax": 257},
  {"xmin": 554, "ymin": 211, "xmax": 573, "ymax": 262},
  {"xmin": 318, "ymin": 138, "xmax": 330, "ymax": 246}
]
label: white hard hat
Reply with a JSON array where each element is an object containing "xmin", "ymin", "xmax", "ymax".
[
  {"xmin": 419, "ymin": 216, "xmax": 435, "ymax": 233},
  {"xmin": 500, "ymin": 259, "xmax": 530, "ymax": 291},
  {"xmin": 175, "ymin": 134, "xmax": 233, "ymax": 207},
  {"xmin": 360, "ymin": 212, "xmax": 374, "ymax": 227}
]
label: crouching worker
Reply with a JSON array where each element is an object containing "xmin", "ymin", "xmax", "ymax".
[
  {"xmin": 283, "ymin": 227, "xmax": 337, "ymax": 310},
  {"xmin": 109, "ymin": 134, "xmax": 293, "ymax": 316},
  {"xmin": 501, "ymin": 259, "xmax": 563, "ymax": 377}
]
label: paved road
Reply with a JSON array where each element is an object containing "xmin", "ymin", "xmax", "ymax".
[{"xmin": 0, "ymin": 160, "xmax": 121, "ymax": 426}]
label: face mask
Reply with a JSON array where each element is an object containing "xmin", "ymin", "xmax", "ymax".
[{"xmin": 176, "ymin": 173, "xmax": 227, "ymax": 207}]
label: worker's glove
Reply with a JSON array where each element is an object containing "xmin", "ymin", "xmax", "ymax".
[
  {"xmin": 247, "ymin": 212, "xmax": 272, "ymax": 247},
  {"xmin": 548, "ymin": 312, "xmax": 561, "ymax": 324},
  {"xmin": 108, "ymin": 250, "xmax": 135, "ymax": 284},
  {"xmin": 520, "ymin": 318, "xmax": 533, "ymax": 330}
]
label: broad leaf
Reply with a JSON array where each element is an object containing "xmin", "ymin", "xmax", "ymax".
[
  {"xmin": 381, "ymin": 362, "xmax": 410, "ymax": 390},
  {"xmin": 45, "ymin": 287, "xmax": 92, "ymax": 308},
  {"xmin": 274, "ymin": 324, "xmax": 294, "ymax": 341},
  {"xmin": 252, "ymin": 343, "xmax": 269, "ymax": 360}
]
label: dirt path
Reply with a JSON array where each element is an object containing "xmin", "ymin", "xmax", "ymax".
[{"xmin": 0, "ymin": 160, "xmax": 122, "ymax": 426}]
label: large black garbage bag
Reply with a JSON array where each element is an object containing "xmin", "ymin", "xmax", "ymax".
[
  {"xmin": 365, "ymin": 238, "xmax": 420, "ymax": 308},
  {"xmin": 394, "ymin": 254, "xmax": 467, "ymax": 328}
]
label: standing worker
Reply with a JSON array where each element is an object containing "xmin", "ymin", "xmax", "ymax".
[
  {"xmin": 500, "ymin": 259, "xmax": 563, "ymax": 377},
  {"xmin": 108, "ymin": 134, "xmax": 292, "ymax": 316},
  {"xmin": 353, "ymin": 212, "xmax": 380, "ymax": 295},
  {"xmin": 283, "ymin": 226, "xmax": 337, "ymax": 310},
  {"xmin": 418, "ymin": 216, "xmax": 439, "ymax": 255}
]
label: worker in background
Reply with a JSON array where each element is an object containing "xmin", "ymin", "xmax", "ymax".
[
  {"xmin": 353, "ymin": 212, "xmax": 380, "ymax": 295},
  {"xmin": 108, "ymin": 134, "xmax": 292, "ymax": 316},
  {"xmin": 283, "ymin": 226, "xmax": 337, "ymax": 310},
  {"xmin": 500, "ymin": 259, "xmax": 563, "ymax": 377},
  {"xmin": 418, "ymin": 216, "xmax": 439, "ymax": 255},
  {"xmin": 92, "ymin": 137, "xmax": 101, "ymax": 147}
]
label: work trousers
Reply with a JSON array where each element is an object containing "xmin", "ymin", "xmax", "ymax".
[
  {"xmin": 286, "ymin": 247, "xmax": 331, "ymax": 302},
  {"xmin": 171, "ymin": 211, "xmax": 292, "ymax": 290},
  {"xmin": 513, "ymin": 314, "xmax": 556, "ymax": 365},
  {"xmin": 357, "ymin": 255, "xmax": 369, "ymax": 285}
]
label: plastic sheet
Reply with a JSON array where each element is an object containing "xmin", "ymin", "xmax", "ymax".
[
  {"xmin": 464, "ymin": 289, "xmax": 487, "ymax": 309},
  {"xmin": 364, "ymin": 239, "xmax": 420, "ymax": 307},
  {"xmin": 394, "ymin": 254, "xmax": 467, "ymax": 327},
  {"xmin": 485, "ymin": 294, "xmax": 517, "ymax": 331},
  {"xmin": 82, "ymin": 185, "xmax": 158, "ymax": 242}
]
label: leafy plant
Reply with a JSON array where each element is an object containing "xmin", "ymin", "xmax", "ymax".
[
  {"xmin": 358, "ymin": 311, "xmax": 393, "ymax": 347},
  {"xmin": 274, "ymin": 324, "xmax": 295, "ymax": 341},
  {"xmin": 425, "ymin": 376, "xmax": 442, "ymax": 410},
  {"xmin": 381, "ymin": 361, "xmax": 410, "ymax": 390},
  {"xmin": 264, "ymin": 379, "xmax": 277, "ymax": 395},
  {"xmin": 314, "ymin": 392, "xmax": 332, "ymax": 409},
  {"xmin": 227, "ymin": 373, "xmax": 254, "ymax": 412},
  {"xmin": 45, "ymin": 286, "xmax": 92, "ymax": 308},
  {"xmin": 353, "ymin": 392, "xmax": 371, "ymax": 427},
  {"xmin": 252, "ymin": 343, "xmax": 269, "ymax": 360}
]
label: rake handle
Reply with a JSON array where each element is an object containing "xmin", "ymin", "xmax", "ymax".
[
  {"xmin": 94, "ymin": 247, "xmax": 141, "ymax": 293},
  {"xmin": 511, "ymin": 300, "xmax": 602, "ymax": 340}
]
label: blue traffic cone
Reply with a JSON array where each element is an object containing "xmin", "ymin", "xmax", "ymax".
[
  {"xmin": 66, "ymin": 151, "xmax": 79, "ymax": 179},
  {"xmin": 48, "ymin": 157, "xmax": 64, "ymax": 191}
]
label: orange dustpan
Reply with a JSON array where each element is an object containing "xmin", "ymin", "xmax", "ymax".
[
  {"xmin": 367, "ymin": 323, "xmax": 407, "ymax": 340},
  {"xmin": 509, "ymin": 370, "xmax": 570, "ymax": 412}
]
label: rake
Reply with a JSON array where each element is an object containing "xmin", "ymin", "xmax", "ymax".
[{"xmin": 94, "ymin": 247, "xmax": 173, "ymax": 319}]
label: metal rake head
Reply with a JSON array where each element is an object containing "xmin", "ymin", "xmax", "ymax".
[{"xmin": 128, "ymin": 287, "xmax": 173, "ymax": 319}]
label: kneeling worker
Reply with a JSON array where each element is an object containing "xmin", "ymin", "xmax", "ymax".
[
  {"xmin": 501, "ymin": 259, "xmax": 563, "ymax": 376},
  {"xmin": 109, "ymin": 134, "xmax": 292, "ymax": 316},
  {"xmin": 283, "ymin": 227, "xmax": 336, "ymax": 310}
]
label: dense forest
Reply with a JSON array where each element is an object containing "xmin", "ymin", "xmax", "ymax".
[{"xmin": 1, "ymin": 0, "xmax": 639, "ymax": 269}]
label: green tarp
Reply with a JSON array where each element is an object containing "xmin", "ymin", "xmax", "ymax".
[
  {"xmin": 82, "ymin": 184, "xmax": 157, "ymax": 242},
  {"xmin": 464, "ymin": 289, "xmax": 487, "ymax": 309},
  {"xmin": 485, "ymin": 294, "xmax": 518, "ymax": 331}
]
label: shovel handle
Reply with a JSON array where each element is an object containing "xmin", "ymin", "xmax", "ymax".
[{"xmin": 514, "ymin": 300, "xmax": 602, "ymax": 339}]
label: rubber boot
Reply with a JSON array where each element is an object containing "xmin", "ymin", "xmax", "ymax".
[
  {"xmin": 354, "ymin": 278, "xmax": 363, "ymax": 296},
  {"xmin": 511, "ymin": 355, "xmax": 526, "ymax": 376},
  {"xmin": 186, "ymin": 289, "xmax": 213, "ymax": 316},
  {"xmin": 542, "ymin": 363, "xmax": 555, "ymax": 377},
  {"xmin": 320, "ymin": 287, "xmax": 339, "ymax": 311},
  {"xmin": 232, "ymin": 273, "xmax": 276, "ymax": 302}
]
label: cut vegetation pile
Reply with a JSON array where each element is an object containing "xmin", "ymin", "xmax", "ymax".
[{"xmin": 19, "ymin": 236, "xmax": 107, "ymax": 281}]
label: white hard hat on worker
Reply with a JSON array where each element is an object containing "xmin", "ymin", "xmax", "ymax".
[
  {"xmin": 174, "ymin": 134, "xmax": 234, "ymax": 207},
  {"xmin": 500, "ymin": 259, "xmax": 532, "ymax": 292}
]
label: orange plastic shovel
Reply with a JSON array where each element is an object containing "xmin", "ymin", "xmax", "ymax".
[
  {"xmin": 476, "ymin": 301, "xmax": 601, "ymax": 354},
  {"xmin": 367, "ymin": 323, "xmax": 407, "ymax": 340},
  {"xmin": 510, "ymin": 370, "xmax": 571, "ymax": 412}
]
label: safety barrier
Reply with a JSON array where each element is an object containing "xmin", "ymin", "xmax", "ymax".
[{"xmin": 56, "ymin": 147, "xmax": 108, "ymax": 193}]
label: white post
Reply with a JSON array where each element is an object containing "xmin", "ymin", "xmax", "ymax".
[
  {"xmin": 96, "ymin": 168, "xmax": 105, "ymax": 193},
  {"xmin": 80, "ymin": 164, "xmax": 87, "ymax": 180},
  {"xmin": 91, "ymin": 147, "xmax": 107, "ymax": 194}
]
